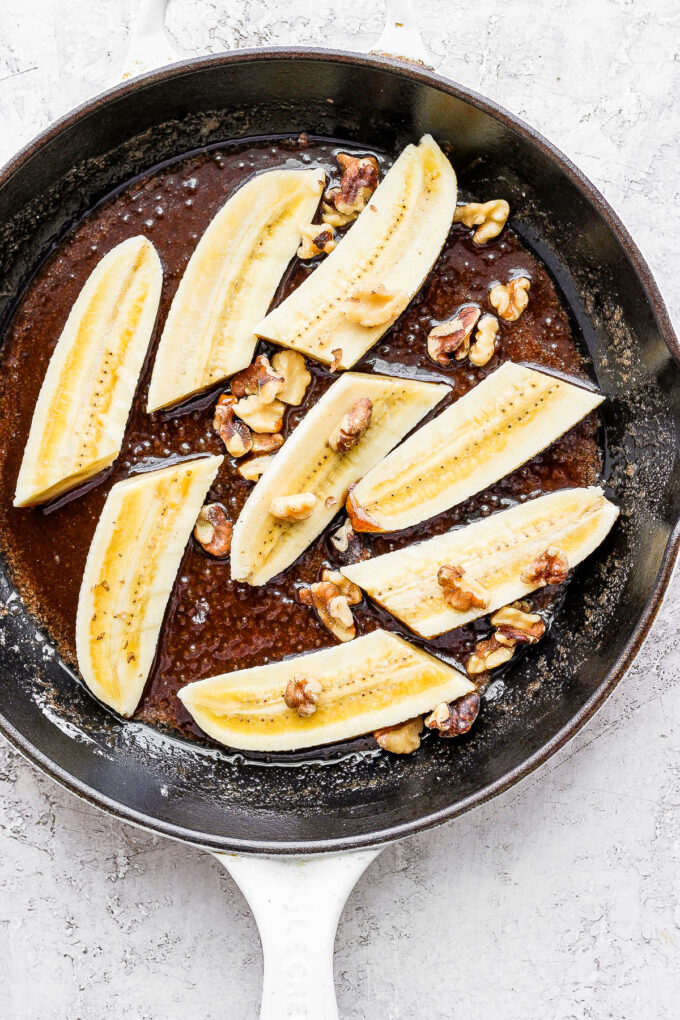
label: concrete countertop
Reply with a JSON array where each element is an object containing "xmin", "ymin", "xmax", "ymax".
[{"xmin": 0, "ymin": 1, "xmax": 678, "ymax": 1017}]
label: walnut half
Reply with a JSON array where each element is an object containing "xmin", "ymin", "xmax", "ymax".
[
  {"xmin": 231, "ymin": 354, "xmax": 286, "ymax": 434},
  {"xmin": 489, "ymin": 277, "xmax": 531, "ymax": 322},
  {"xmin": 437, "ymin": 564, "xmax": 490, "ymax": 612},
  {"xmin": 453, "ymin": 199, "xmax": 510, "ymax": 244},
  {"xmin": 468, "ymin": 314, "xmax": 499, "ymax": 367},
  {"xmin": 271, "ymin": 350, "xmax": 311, "ymax": 406},
  {"xmin": 321, "ymin": 153, "xmax": 379, "ymax": 226},
  {"xmin": 425, "ymin": 692, "xmax": 481, "ymax": 738},
  {"xmin": 297, "ymin": 223, "xmax": 337, "ymax": 259},
  {"xmin": 344, "ymin": 285, "xmax": 406, "ymax": 328},
  {"xmin": 427, "ymin": 304, "xmax": 481, "ymax": 365},
  {"xmin": 328, "ymin": 398, "xmax": 373, "ymax": 454},
  {"xmin": 193, "ymin": 504, "xmax": 233, "ymax": 557},
  {"xmin": 213, "ymin": 395, "xmax": 253, "ymax": 457},
  {"xmin": 374, "ymin": 717, "xmax": 424, "ymax": 755},
  {"xmin": 270, "ymin": 493, "xmax": 318, "ymax": 521},
  {"xmin": 284, "ymin": 676, "xmax": 322, "ymax": 717},
  {"xmin": 520, "ymin": 546, "xmax": 569, "ymax": 587},
  {"xmin": 490, "ymin": 603, "xmax": 546, "ymax": 645},
  {"xmin": 466, "ymin": 634, "xmax": 515, "ymax": 676},
  {"xmin": 299, "ymin": 572, "xmax": 362, "ymax": 643}
]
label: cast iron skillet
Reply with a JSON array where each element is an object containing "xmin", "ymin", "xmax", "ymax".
[{"xmin": 0, "ymin": 47, "xmax": 678, "ymax": 857}]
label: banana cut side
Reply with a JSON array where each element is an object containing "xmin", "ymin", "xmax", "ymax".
[
  {"xmin": 230, "ymin": 372, "xmax": 448, "ymax": 585},
  {"xmin": 178, "ymin": 628, "xmax": 474, "ymax": 751},
  {"xmin": 343, "ymin": 487, "xmax": 619, "ymax": 638},
  {"xmin": 146, "ymin": 167, "xmax": 324, "ymax": 411},
  {"xmin": 255, "ymin": 135, "xmax": 458, "ymax": 369},
  {"xmin": 76, "ymin": 455, "xmax": 223, "ymax": 716},
  {"xmin": 347, "ymin": 361, "xmax": 604, "ymax": 534},
  {"xmin": 14, "ymin": 236, "xmax": 162, "ymax": 507}
]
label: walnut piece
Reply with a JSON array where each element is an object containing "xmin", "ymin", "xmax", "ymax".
[
  {"xmin": 427, "ymin": 304, "xmax": 481, "ymax": 365},
  {"xmin": 344, "ymin": 284, "xmax": 406, "ymax": 328},
  {"xmin": 234, "ymin": 394, "xmax": 286, "ymax": 433},
  {"xmin": 453, "ymin": 199, "xmax": 510, "ymax": 244},
  {"xmin": 489, "ymin": 277, "xmax": 531, "ymax": 321},
  {"xmin": 270, "ymin": 492, "xmax": 318, "ymax": 521},
  {"xmin": 437, "ymin": 564, "xmax": 490, "ymax": 612},
  {"xmin": 284, "ymin": 676, "xmax": 322, "ymax": 717},
  {"xmin": 299, "ymin": 575, "xmax": 359, "ymax": 642},
  {"xmin": 321, "ymin": 153, "xmax": 379, "ymax": 225},
  {"xmin": 466, "ymin": 634, "xmax": 515, "ymax": 676},
  {"xmin": 251, "ymin": 432, "xmax": 284, "ymax": 454},
  {"xmin": 321, "ymin": 569, "xmax": 362, "ymax": 606},
  {"xmin": 271, "ymin": 350, "xmax": 311, "ymax": 406},
  {"xmin": 328, "ymin": 398, "xmax": 373, "ymax": 453},
  {"xmin": 231, "ymin": 354, "xmax": 284, "ymax": 403},
  {"xmin": 469, "ymin": 314, "xmax": 499, "ymax": 367},
  {"xmin": 520, "ymin": 546, "xmax": 569, "ymax": 587},
  {"xmin": 193, "ymin": 503, "xmax": 233, "ymax": 557},
  {"xmin": 491, "ymin": 603, "xmax": 546, "ymax": 645},
  {"xmin": 424, "ymin": 692, "xmax": 481, "ymax": 737},
  {"xmin": 237, "ymin": 455, "xmax": 275, "ymax": 481},
  {"xmin": 329, "ymin": 348, "xmax": 343, "ymax": 372},
  {"xmin": 213, "ymin": 395, "xmax": 253, "ymax": 457},
  {"xmin": 330, "ymin": 519, "xmax": 370, "ymax": 563},
  {"xmin": 374, "ymin": 717, "xmax": 424, "ymax": 755},
  {"xmin": 297, "ymin": 223, "xmax": 337, "ymax": 259}
]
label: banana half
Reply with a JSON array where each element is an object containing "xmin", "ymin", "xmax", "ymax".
[
  {"xmin": 255, "ymin": 135, "xmax": 458, "ymax": 369},
  {"xmin": 76, "ymin": 455, "xmax": 223, "ymax": 716},
  {"xmin": 146, "ymin": 167, "xmax": 324, "ymax": 411},
  {"xmin": 14, "ymin": 236, "xmax": 162, "ymax": 507},
  {"xmin": 343, "ymin": 487, "xmax": 619, "ymax": 638},
  {"xmin": 230, "ymin": 372, "xmax": 448, "ymax": 585},
  {"xmin": 347, "ymin": 361, "xmax": 604, "ymax": 534},
  {"xmin": 178, "ymin": 628, "xmax": 474, "ymax": 751}
]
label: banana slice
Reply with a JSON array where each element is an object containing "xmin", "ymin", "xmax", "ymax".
[
  {"xmin": 343, "ymin": 487, "xmax": 618, "ymax": 638},
  {"xmin": 255, "ymin": 135, "xmax": 458, "ymax": 369},
  {"xmin": 230, "ymin": 372, "xmax": 447, "ymax": 585},
  {"xmin": 14, "ymin": 236, "xmax": 162, "ymax": 507},
  {"xmin": 178, "ymin": 628, "xmax": 474, "ymax": 751},
  {"xmin": 76, "ymin": 455, "xmax": 223, "ymax": 716},
  {"xmin": 147, "ymin": 167, "xmax": 325, "ymax": 411},
  {"xmin": 347, "ymin": 362, "xmax": 604, "ymax": 533}
]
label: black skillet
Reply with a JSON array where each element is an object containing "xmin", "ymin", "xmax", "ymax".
[{"xmin": 0, "ymin": 7, "xmax": 678, "ymax": 1019}]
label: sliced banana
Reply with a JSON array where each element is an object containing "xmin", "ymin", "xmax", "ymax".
[
  {"xmin": 14, "ymin": 236, "xmax": 162, "ymax": 507},
  {"xmin": 255, "ymin": 135, "xmax": 458, "ymax": 369},
  {"xmin": 230, "ymin": 372, "xmax": 447, "ymax": 585},
  {"xmin": 343, "ymin": 487, "xmax": 618, "ymax": 638},
  {"xmin": 76, "ymin": 455, "xmax": 223, "ymax": 716},
  {"xmin": 147, "ymin": 167, "xmax": 324, "ymax": 411},
  {"xmin": 178, "ymin": 628, "xmax": 474, "ymax": 751},
  {"xmin": 347, "ymin": 362, "xmax": 604, "ymax": 533}
]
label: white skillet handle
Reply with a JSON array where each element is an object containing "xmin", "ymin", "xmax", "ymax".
[
  {"xmin": 214, "ymin": 849, "xmax": 381, "ymax": 1020},
  {"xmin": 120, "ymin": 0, "xmax": 430, "ymax": 81},
  {"xmin": 121, "ymin": 0, "xmax": 179, "ymax": 80},
  {"xmin": 372, "ymin": 0, "xmax": 432, "ymax": 66}
]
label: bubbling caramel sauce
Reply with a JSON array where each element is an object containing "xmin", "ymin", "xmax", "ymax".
[{"xmin": 0, "ymin": 137, "xmax": 601, "ymax": 745}]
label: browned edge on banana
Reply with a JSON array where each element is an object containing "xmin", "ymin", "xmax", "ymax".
[
  {"xmin": 15, "ymin": 235, "xmax": 162, "ymax": 507},
  {"xmin": 76, "ymin": 455, "xmax": 223, "ymax": 716},
  {"xmin": 347, "ymin": 361, "xmax": 604, "ymax": 534},
  {"xmin": 178, "ymin": 628, "xmax": 474, "ymax": 752},
  {"xmin": 342, "ymin": 487, "xmax": 619, "ymax": 638}
]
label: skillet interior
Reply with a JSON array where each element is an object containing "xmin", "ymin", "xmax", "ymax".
[{"xmin": 0, "ymin": 51, "xmax": 678, "ymax": 853}]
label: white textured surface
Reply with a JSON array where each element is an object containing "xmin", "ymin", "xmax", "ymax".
[{"xmin": 1, "ymin": 1, "xmax": 679, "ymax": 1017}]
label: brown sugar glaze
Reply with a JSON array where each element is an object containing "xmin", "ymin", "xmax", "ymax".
[{"xmin": 0, "ymin": 136, "xmax": 601, "ymax": 756}]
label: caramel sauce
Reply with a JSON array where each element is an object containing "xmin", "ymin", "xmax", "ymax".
[{"xmin": 0, "ymin": 137, "xmax": 601, "ymax": 745}]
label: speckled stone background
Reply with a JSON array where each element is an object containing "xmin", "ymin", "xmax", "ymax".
[{"xmin": 0, "ymin": 2, "xmax": 679, "ymax": 1018}]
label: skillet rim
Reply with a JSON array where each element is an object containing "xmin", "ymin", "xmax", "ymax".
[{"xmin": 0, "ymin": 46, "xmax": 678, "ymax": 855}]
